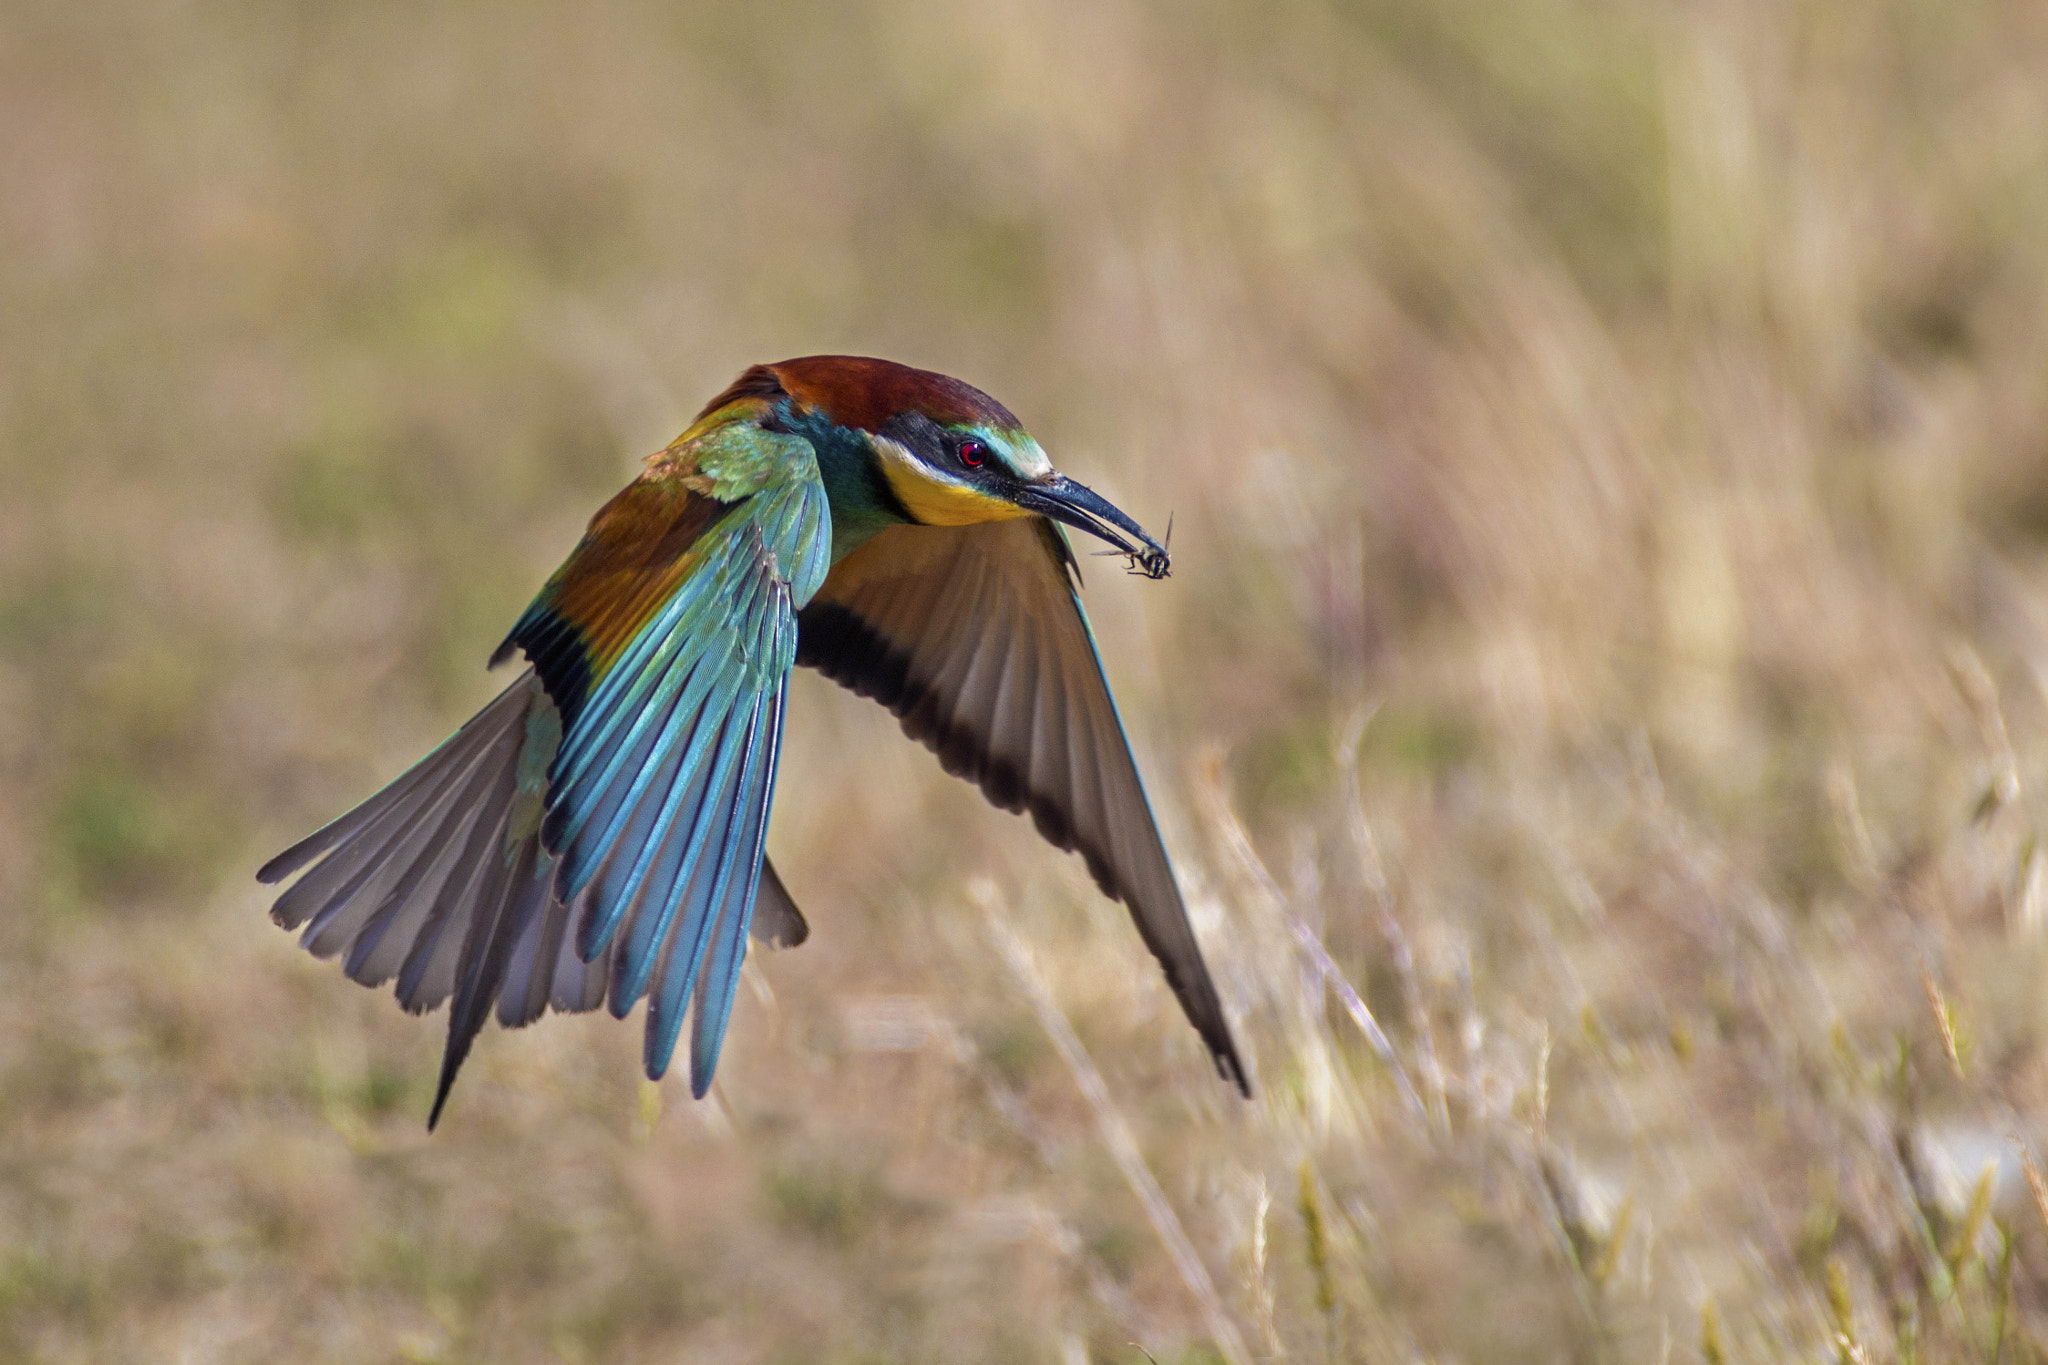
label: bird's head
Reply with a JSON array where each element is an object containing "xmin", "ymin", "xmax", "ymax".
[{"xmin": 699, "ymin": 356, "xmax": 1171, "ymax": 577}]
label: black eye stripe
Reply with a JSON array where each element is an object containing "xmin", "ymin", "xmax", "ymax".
[{"xmin": 873, "ymin": 412, "xmax": 996, "ymax": 475}]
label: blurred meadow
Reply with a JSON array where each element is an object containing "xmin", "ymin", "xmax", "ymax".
[{"xmin": 8, "ymin": 0, "xmax": 2048, "ymax": 1360}]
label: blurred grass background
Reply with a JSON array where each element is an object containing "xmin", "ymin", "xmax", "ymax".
[{"xmin": 7, "ymin": 0, "xmax": 2048, "ymax": 1360}]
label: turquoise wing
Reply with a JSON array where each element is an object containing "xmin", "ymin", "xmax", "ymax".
[
  {"xmin": 260, "ymin": 413, "xmax": 831, "ymax": 1123},
  {"xmin": 504, "ymin": 466, "xmax": 831, "ymax": 1093}
]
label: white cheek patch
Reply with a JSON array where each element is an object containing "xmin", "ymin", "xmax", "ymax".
[{"xmin": 869, "ymin": 433, "xmax": 968, "ymax": 491}]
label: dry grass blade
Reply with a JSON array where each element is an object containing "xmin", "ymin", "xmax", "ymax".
[
  {"xmin": 1336, "ymin": 710, "xmax": 1451, "ymax": 1134},
  {"xmin": 984, "ymin": 907, "xmax": 1255, "ymax": 1365},
  {"xmin": 1284, "ymin": 910, "xmax": 1430, "ymax": 1126},
  {"xmin": 1920, "ymin": 967, "xmax": 1965, "ymax": 1080}
]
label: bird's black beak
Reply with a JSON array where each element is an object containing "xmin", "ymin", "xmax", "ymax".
[{"xmin": 1014, "ymin": 475, "xmax": 1171, "ymax": 579}]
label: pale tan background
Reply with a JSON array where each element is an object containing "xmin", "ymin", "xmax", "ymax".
[{"xmin": 7, "ymin": 1, "xmax": 2048, "ymax": 1361}]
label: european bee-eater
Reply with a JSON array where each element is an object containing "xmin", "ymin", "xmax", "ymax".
[{"xmin": 259, "ymin": 356, "xmax": 1247, "ymax": 1126}]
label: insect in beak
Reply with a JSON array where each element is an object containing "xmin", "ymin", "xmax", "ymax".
[{"xmin": 1016, "ymin": 476, "xmax": 1171, "ymax": 580}]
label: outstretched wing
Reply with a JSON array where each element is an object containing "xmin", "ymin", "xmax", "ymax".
[
  {"xmin": 795, "ymin": 518, "xmax": 1248, "ymax": 1094},
  {"xmin": 505, "ymin": 457, "xmax": 830, "ymax": 1095},
  {"xmin": 261, "ymin": 416, "xmax": 831, "ymax": 1122}
]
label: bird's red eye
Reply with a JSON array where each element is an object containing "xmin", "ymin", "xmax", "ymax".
[{"xmin": 958, "ymin": 439, "xmax": 986, "ymax": 467}]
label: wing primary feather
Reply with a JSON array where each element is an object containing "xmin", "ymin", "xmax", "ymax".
[
  {"xmin": 545, "ymin": 609, "xmax": 695, "ymax": 801},
  {"xmin": 979, "ymin": 607, "xmax": 1034, "ymax": 810},
  {"xmin": 569, "ymin": 544, "xmax": 777, "ymax": 977},
  {"xmin": 1074, "ymin": 680, "xmax": 1130, "ymax": 895},
  {"xmin": 939, "ymin": 589, "xmax": 1016, "ymax": 793},
  {"xmin": 1023, "ymin": 621, "xmax": 1079, "ymax": 850},
  {"xmin": 545, "ymin": 614, "xmax": 706, "ymax": 839},
  {"xmin": 552, "ymin": 649, "xmax": 724, "ymax": 912},
  {"xmin": 687, "ymin": 683, "xmax": 784, "ymax": 1095},
  {"xmin": 572, "ymin": 657, "xmax": 737, "ymax": 965},
  {"xmin": 624, "ymin": 696, "xmax": 760, "ymax": 1045},
  {"xmin": 603, "ymin": 698, "xmax": 740, "ymax": 1010},
  {"xmin": 646, "ymin": 691, "xmax": 773, "ymax": 1080},
  {"xmin": 548, "ymin": 667, "xmax": 700, "ymax": 905},
  {"xmin": 547, "ymin": 553, "xmax": 753, "ymax": 861},
  {"xmin": 583, "ymin": 566, "xmax": 769, "ymax": 893},
  {"xmin": 264, "ymin": 472, "xmax": 822, "ymax": 1122},
  {"xmin": 575, "ymin": 668, "xmax": 715, "ymax": 927},
  {"xmin": 796, "ymin": 521, "xmax": 1249, "ymax": 1097}
]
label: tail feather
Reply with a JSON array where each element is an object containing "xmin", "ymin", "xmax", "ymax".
[
  {"xmin": 492, "ymin": 878, "xmax": 616, "ymax": 1029},
  {"xmin": 391, "ymin": 799, "xmax": 510, "ymax": 1012},
  {"xmin": 430, "ymin": 828, "xmax": 546, "ymax": 1129},
  {"xmin": 496, "ymin": 866, "xmax": 562, "ymax": 1028},
  {"xmin": 556, "ymin": 885, "xmax": 613, "ymax": 1012},
  {"xmin": 751, "ymin": 857, "xmax": 808, "ymax": 948}
]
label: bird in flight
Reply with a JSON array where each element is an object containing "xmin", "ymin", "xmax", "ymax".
[{"xmin": 258, "ymin": 356, "xmax": 1247, "ymax": 1126}]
